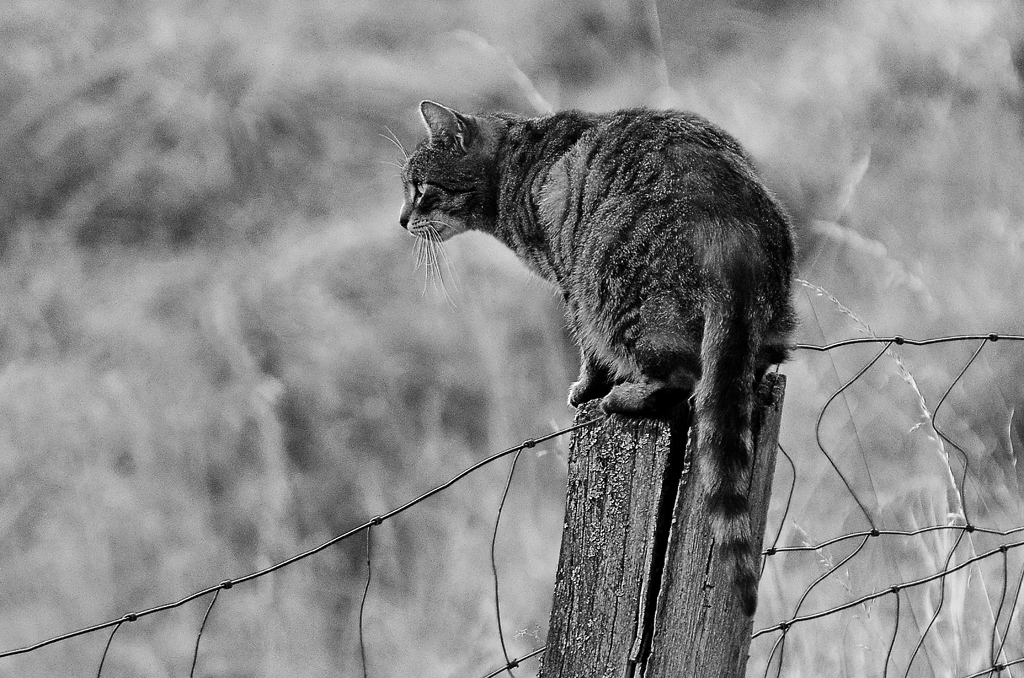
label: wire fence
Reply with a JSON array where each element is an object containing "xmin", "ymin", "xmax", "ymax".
[
  {"xmin": 755, "ymin": 332, "xmax": 1024, "ymax": 678},
  {"xmin": 2, "ymin": 333, "xmax": 1023, "ymax": 677}
]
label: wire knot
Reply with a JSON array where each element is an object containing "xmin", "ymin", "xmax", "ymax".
[
  {"xmin": 220, "ymin": 579, "xmax": 234, "ymax": 590},
  {"xmin": 123, "ymin": 613, "xmax": 138, "ymax": 623},
  {"xmin": 893, "ymin": 335, "xmax": 905, "ymax": 345},
  {"xmin": 869, "ymin": 528, "xmax": 880, "ymax": 537},
  {"xmin": 369, "ymin": 515, "xmax": 384, "ymax": 526},
  {"xmin": 521, "ymin": 439, "xmax": 536, "ymax": 449},
  {"xmin": 989, "ymin": 333, "xmax": 1000, "ymax": 342},
  {"xmin": 965, "ymin": 524, "xmax": 976, "ymax": 533}
]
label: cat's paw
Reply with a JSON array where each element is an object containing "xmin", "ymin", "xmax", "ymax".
[
  {"xmin": 568, "ymin": 377, "xmax": 611, "ymax": 408},
  {"xmin": 600, "ymin": 383, "xmax": 656, "ymax": 416},
  {"xmin": 600, "ymin": 382, "xmax": 683, "ymax": 417}
]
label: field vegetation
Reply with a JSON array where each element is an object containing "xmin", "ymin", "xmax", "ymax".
[{"xmin": 1, "ymin": 1, "xmax": 1022, "ymax": 676}]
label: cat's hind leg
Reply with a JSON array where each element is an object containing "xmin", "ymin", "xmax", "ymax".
[{"xmin": 600, "ymin": 330, "xmax": 699, "ymax": 417}]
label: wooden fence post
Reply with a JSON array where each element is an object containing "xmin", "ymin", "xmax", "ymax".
[{"xmin": 539, "ymin": 373, "xmax": 785, "ymax": 678}]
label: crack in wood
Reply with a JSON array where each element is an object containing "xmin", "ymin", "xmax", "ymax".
[{"xmin": 540, "ymin": 374, "xmax": 785, "ymax": 678}]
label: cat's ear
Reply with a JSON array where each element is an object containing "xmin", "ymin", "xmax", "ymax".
[{"xmin": 419, "ymin": 100, "xmax": 471, "ymax": 152}]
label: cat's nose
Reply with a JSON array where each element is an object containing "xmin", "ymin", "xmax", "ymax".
[{"xmin": 399, "ymin": 203, "xmax": 412, "ymax": 229}]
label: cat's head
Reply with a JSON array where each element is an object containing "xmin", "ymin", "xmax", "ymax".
[{"xmin": 399, "ymin": 101, "xmax": 498, "ymax": 240}]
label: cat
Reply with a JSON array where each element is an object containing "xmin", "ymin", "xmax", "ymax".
[{"xmin": 399, "ymin": 100, "xmax": 796, "ymax": 616}]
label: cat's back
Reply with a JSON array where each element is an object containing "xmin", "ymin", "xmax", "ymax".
[
  {"xmin": 584, "ymin": 108, "xmax": 749, "ymax": 159},
  {"xmin": 537, "ymin": 107, "xmax": 784, "ymax": 240}
]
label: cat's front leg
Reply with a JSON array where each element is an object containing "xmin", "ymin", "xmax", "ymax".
[{"xmin": 568, "ymin": 351, "xmax": 614, "ymax": 408}]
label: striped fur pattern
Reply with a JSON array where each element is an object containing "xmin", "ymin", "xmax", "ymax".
[{"xmin": 400, "ymin": 101, "xmax": 797, "ymax": 616}]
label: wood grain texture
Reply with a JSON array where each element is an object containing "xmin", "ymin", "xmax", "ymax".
[
  {"xmin": 539, "ymin": 402, "xmax": 677, "ymax": 678},
  {"xmin": 645, "ymin": 373, "xmax": 784, "ymax": 678},
  {"xmin": 540, "ymin": 373, "xmax": 786, "ymax": 678}
]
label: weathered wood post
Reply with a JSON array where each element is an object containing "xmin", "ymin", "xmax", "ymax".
[{"xmin": 540, "ymin": 373, "xmax": 785, "ymax": 678}]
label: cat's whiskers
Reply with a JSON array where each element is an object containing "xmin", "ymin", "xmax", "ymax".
[
  {"xmin": 431, "ymin": 230, "xmax": 462, "ymax": 294},
  {"xmin": 424, "ymin": 229, "xmax": 440, "ymax": 295},
  {"xmin": 413, "ymin": 234, "xmax": 432, "ymax": 295},
  {"xmin": 417, "ymin": 222, "xmax": 458, "ymax": 307},
  {"xmin": 424, "ymin": 228, "xmax": 450, "ymax": 304},
  {"xmin": 380, "ymin": 126, "xmax": 409, "ymax": 159},
  {"xmin": 410, "ymin": 223, "xmax": 438, "ymax": 295}
]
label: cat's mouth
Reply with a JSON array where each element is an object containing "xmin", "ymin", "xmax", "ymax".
[{"xmin": 408, "ymin": 219, "xmax": 461, "ymax": 241}]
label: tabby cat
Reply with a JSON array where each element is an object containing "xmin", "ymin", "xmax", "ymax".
[{"xmin": 399, "ymin": 100, "xmax": 796, "ymax": 616}]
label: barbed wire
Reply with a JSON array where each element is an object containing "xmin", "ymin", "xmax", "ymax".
[{"xmin": 3, "ymin": 333, "xmax": 1023, "ymax": 677}]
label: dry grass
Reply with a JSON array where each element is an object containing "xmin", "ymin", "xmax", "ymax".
[{"xmin": 0, "ymin": 1, "xmax": 1022, "ymax": 676}]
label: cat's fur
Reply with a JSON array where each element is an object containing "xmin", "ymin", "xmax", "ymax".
[{"xmin": 400, "ymin": 101, "xmax": 796, "ymax": 616}]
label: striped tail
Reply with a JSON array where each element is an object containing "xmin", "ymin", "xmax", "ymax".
[{"xmin": 694, "ymin": 283, "xmax": 762, "ymax": 616}]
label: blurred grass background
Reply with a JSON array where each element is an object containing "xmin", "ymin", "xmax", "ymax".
[{"xmin": 0, "ymin": 0, "xmax": 1022, "ymax": 676}]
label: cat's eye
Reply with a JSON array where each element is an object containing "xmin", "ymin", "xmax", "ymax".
[
  {"xmin": 412, "ymin": 181, "xmax": 441, "ymax": 200},
  {"xmin": 424, "ymin": 181, "xmax": 461, "ymax": 195},
  {"xmin": 409, "ymin": 180, "xmax": 461, "ymax": 202}
]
